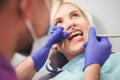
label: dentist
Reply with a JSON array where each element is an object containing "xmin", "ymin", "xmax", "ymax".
[{"xmin": 0, "ymin": 0, "xmax": 55, "ymax": 80}]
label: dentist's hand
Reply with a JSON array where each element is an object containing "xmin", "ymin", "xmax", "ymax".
[
  {"xmin": 47, "ymin": 26, "xmax": 68, "ymax": 46},
  {"xmin": 31, "ymin": 26, "xmax": 68, "ymax": 71},
  {"xmin": 83, "ymin": 27, "xmax": 112, "ymax": 71}
]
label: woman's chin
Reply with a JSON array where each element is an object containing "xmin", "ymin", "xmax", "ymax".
[
  {"xmin": 70, "ymin": 44, "xmax": 84, "ymax": 52},
  {"xmin": 70, "ymin": 48, "xmax": 84, "ymax": 55}
]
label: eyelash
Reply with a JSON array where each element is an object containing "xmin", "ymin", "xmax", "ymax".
[
  {"xmin": 54, "ymin": 13, "xmax": 80, "ymax": 25},
  {"xmin": 72, "ymin": 13, "xmax": 79, "ymax": 18},
  {"xmin": 55, "ymin": 21, "xmax": 62, "ymax": 26}
]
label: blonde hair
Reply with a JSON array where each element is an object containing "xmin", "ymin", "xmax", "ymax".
[{"xmin": 50, "ymin": 0, "xmax": 91, "ymax": 25}]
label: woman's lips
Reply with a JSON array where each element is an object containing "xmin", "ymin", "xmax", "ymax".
[{"xmin": 68, "ymin": 29, "xmax": 83, "ymax": 40}]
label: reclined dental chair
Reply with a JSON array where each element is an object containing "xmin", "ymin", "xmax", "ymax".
[{"xmin": 38, "ymin": 49, "xmax": 68, "ymax": 80}]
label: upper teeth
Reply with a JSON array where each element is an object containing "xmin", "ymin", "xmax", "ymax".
[{"xmin": 69, "ymin": 31, "xmax": 83, "ymax": 40}]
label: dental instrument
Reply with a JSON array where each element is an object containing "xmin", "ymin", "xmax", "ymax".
[
  {"xmin": 97, "ymin": 34, "xmax": 120, "ymax": 38},
  {"xmin": 85, "ymin": 34, "xmax": 120, "ymax": 38}
]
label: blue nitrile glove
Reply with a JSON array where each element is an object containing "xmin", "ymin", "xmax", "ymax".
[
  {"xmin": 83, "ymin": 27, "xmax": 112, "ymax": 71},
  {"xmin": 31, "ymin": 26, "xmax": 68, "ymax": 71}
]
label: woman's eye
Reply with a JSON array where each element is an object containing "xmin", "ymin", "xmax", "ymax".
[
  {"xmin": 72, "ymin": 14, "xmax": 79, "ymax": 18},
  {"xmin": 55, "ymin": 21, "xmax": 62, "ymax": 26}
]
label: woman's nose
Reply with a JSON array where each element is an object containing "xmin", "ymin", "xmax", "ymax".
[
  {"xmin": 64, "ymin": 19, "xmax": 75, "ymax": 30},
  {"xmin": 71, "ymin": 26, "xmax": 76, "ymax": 32}
]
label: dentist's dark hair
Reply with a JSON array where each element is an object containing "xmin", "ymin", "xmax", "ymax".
[{"xmin": 0, "ymin": 0, "xmax": 7, "ymax": 10}]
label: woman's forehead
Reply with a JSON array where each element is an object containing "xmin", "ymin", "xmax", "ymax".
[
  {"xmin": 53, "ymin": 3, "xmax": 81, "ymax": 19},
  {"xmin": 58, "ymin": 3, "xmax": 80, "ymax": 14}
]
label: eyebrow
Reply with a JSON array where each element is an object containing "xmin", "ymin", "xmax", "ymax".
[
  {"xmin": 53, "ymin": 10, "xmax": 80, "ymax": 23},
  {"xmin": 70, "ymin": 10, "xmax": 80, "ymax": 15}
]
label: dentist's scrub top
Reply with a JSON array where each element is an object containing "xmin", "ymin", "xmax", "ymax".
[
  {"xmin": 50, "ymin": 52, "xmax": 120, "ymax": 80},
  {"xmin": 0, "ymin": 53, "xmax": 17, "ymax": 80}
]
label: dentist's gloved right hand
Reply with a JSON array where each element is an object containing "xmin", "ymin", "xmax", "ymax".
[
  {"xmin": 83, "ymin": 27, "xmax": 112, "ymax": 71},
  {"xmin": 32, "ymin": 26, "xmax": 68, "ymax": 71}
]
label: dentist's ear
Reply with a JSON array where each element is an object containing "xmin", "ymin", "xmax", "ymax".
[
  {"xmin": 20, "ymin": 0, "xmax": 37, "ymax": 41},
  {"xmin": 20, "ymin": 0, "xmax": 32, "ymax": 19}
]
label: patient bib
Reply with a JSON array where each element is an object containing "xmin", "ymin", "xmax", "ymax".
[{"xmin": 50, "ymin": 52, "xmax": 120, "ymax": 80}]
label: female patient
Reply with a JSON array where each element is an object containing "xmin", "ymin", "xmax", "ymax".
[{"xmin": 39, "ymin": 0, "xmax": 120, "ymax": 80}]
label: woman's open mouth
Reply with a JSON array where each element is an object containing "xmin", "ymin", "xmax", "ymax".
[{"xmin": 68, "ymin": 29, "xmax": 83, "ymax": 40}]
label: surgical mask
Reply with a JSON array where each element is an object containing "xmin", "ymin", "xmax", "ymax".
[{"xmin": 25, "ymin": 0, "xmax": 52, "ymax": 42}]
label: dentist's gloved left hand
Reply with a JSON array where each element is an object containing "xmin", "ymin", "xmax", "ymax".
[
  {"xmin": 83, "ymin": 27, "xmax": 112, "ymax": 71},
  {"xmin": 31, "ymin": 26, "xmax": 68, "ymax": 71}
]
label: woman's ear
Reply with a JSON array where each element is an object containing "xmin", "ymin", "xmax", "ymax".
[{"xmin": 20, "ymin": 0, "xmax": 32, "ymax": 19}]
